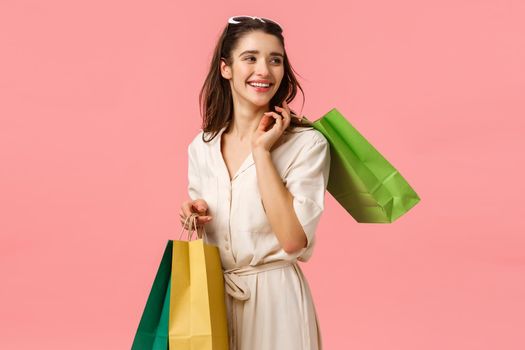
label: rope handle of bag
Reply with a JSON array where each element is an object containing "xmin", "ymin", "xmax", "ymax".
[{"xmin": 178, "ymin": 213, "xmax": 207, "ymax": 241}]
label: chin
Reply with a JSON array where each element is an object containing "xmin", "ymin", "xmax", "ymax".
[
  {"xmin": 243, "ymin": 94, "xmax": 269, "ymax": 105},
  {"xmin": 250, "ymin": 98, "xmax": 270, "ymax": 105}
]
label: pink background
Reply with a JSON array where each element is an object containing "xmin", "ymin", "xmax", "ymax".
[{"xmin": 1, "ymin": 0, "xmax": 524, "ymax": 349}]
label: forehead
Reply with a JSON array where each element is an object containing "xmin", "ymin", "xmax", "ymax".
[{"xmin": 233, "ymin": 31, "xmax": 284, "ymax": 55}]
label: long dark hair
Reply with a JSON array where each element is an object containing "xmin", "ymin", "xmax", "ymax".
[{"xmin": 198, "ymin": 17, "xmax": 307, "ymax": 142}]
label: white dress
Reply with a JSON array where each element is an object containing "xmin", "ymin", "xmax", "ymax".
[{"xmin": 187, "ymin": 124, "xmax": 331, "ymax": 350}]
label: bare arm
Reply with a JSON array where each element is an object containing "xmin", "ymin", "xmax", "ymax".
[
  {"xmin": 250, "ymin": 100, "xmax": 308, "ymax": 254},
  {"xmin": 252, "ymin": 148, "xmax": 307, "ymax": 254}
]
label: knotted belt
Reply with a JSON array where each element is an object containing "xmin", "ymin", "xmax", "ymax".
[{"xmin": 223, "ymin": 259, "xmax": 296, "ymax": 350}]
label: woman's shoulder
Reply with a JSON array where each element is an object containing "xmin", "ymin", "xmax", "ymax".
[
  {"xmin": 188, "ymin": 130, "xmax": 202, "ymax": 145},
  {"xmin": 188, "ymin": 129, "xmax": 219, "ymax": 148},
  {"xmin": 188, "ymin": 128, "xmax": 226, "ymax": 159},
  {"xmin": 187, "ymin": 130, "xmax": 206, "ymax": 156},
  {"xmin": 284, "ymin": 125, "xmax": 328, "ymax": 148}
]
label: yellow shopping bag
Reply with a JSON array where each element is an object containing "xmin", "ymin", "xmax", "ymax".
[{"xmin": 169, "ymin": 214, "xmax": 229, "ymax": 350}]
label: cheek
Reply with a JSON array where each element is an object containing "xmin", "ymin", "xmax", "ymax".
[
  {"xmin": 273, "ymin": 79, "xmax": 284, "ymax": 92},
  {"xmin": 272, "ymin": 68, "xmax": 285, "ymax": 84},
  {"xmin": 236, "ymin": 64, "xmax": 250, "ymax": 77},
  {"xmin": 234, "ymin": 69, "xmax": 250, "ymax": 87}
]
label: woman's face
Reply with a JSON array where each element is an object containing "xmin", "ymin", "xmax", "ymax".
[{"xmin": 220, "ymin": 30, "xmax": 285, "ymax": 109}]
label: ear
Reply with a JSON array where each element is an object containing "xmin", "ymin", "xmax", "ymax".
[{"xmin": 220, "ymin": 58, "xmax": 232, "ymax": 80}]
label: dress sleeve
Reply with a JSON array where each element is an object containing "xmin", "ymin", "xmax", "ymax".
[
  {"xmin": 187, "ymin": 142, "xmax": 201, "ymax": 200},
  {"xmin": 284, "ymin": 133, "xmax": 331, "ymax": 254}
]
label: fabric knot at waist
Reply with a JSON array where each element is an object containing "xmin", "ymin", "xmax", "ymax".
[{"xmin": 223, "ymin": 259, "xmax": 295, "ymax": 301}]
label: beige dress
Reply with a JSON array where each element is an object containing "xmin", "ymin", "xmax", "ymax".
[{"xmin": 187, "ymin": 124, "xmax": 331, "ymax": 350}]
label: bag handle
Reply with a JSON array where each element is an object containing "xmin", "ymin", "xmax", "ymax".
[{"xmin": 178, "ymin": 213, "xmax": 206, "ymax": 241}]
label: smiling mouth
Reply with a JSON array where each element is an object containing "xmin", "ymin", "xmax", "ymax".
[
  {"xmin": 247, "ymin": 82, "xmax": 273, "ymax": 93},
  {"xmin": 247, "ymin": 82, "xmax": 273, "ymax": 87}
]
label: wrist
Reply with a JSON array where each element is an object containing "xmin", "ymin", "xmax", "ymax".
[{"xmin": 252, "ymin": 147, "xmax": 271, "ymax": 159}]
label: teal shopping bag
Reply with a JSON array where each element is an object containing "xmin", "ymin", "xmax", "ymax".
[
  {"xmin": 131, "ymin": 241, "xmax": 172, "ymax": 350},
  {"xmin": 301, "ymin": 108, "xmax": 420, "ymax": 223}
]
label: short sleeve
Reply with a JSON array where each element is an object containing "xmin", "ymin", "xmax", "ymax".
[
  {"xmin": 284, "ymin": 132, "xmax": 331, "ymax": 260},
  {"xmin": 187, "ymin": 141, "xmax": 201, "ymax": 201}
]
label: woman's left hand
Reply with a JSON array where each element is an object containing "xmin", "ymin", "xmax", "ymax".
[{"xmin": 251, "ymin": 100, "xmax": 292, "ymax": 152}]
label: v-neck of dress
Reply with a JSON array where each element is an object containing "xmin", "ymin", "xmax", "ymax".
[{"xmin": 217, "ymin": 126, "xmax": 254, "ymax": 183}]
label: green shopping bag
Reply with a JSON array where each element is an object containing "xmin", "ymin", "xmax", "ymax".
[
  {"xmin": 301, "ymin": 108, "xmax": 420, "ymax": 223},
  {"xmin": 131, "ymin": 241, "xmax": 172, "ymax": 350}
]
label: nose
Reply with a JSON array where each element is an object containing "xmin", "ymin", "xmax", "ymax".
[{"xmin": 255, "ymin": 59, "xmax": 270, "ymax": 77}]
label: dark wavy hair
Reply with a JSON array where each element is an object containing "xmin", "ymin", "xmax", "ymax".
[{"xmin": 198, "ymin": 17, "xmax": 307, "ymax": 142}]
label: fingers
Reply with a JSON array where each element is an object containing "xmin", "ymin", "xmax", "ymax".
[
  {"xmin": 282, "ymin": 101, "xmax": 291, "ymax": 128},
  {"xmin": 181, "ymin": 200, "xmax": 193, "ymax": 218},
  {"xmin": 274, "ymin": 103, "xmax": 291, "ymax": 129},
  {"xmin": 274, "ymin": 112, "xmax": 283, "ymax": 129},
  {"xmin": 264, "ymin": 111, "xmax": 285, "ymax": 131},
  {"xmin": 191, "ymin": 199, "xmax": 208, "ymax": 214},
  {"xmin": 179, "ymin": 207, "xmax": 211, "ymax": 222},
  {"xmin": 180, "ymin": 200, "xmax": 206, "ymax": 220},
  {"xmin": 257, "ymin": 114, "xmax": 273, "ymax": 132},
  {"xmin": 180, "ymin": 199, "xmax": 212, "ymax": 229}
]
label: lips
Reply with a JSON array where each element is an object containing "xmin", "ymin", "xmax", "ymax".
[
  {"xmin": 248, "ymin": 84, "xmax": 269, "ymax": 92},
  {"xmin": 248, "ymin": 83, "xmax": 273, "ymax": 89},
  {"xmin": 247, "ymin": 80, "xmax": 273, "ymax": 84}
]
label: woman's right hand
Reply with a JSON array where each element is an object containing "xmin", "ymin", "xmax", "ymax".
[{"xmin": 179, "ymin": 198, "xmax": 212, "ymax": 230}]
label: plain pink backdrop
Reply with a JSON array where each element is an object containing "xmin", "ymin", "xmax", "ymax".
[{"xmin": 1, "ymin": 0, "xmax": 524, "ymax": 349}]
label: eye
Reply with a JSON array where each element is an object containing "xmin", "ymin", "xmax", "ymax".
[{"xmin": 271, "ymin": 57, "xmax": 282, "ymax": 64}]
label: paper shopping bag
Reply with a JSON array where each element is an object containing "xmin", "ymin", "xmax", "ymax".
[
  {"xmin": 301, "ymin": 108, "xmax": 420, "ymax": 223},
  {"xmin": 169, "ymin": 214, "xmax": 229, "ymax": 350},
  {"xmin": 131, "ymin": 241, "xmax": 172, "ymax": 350}
]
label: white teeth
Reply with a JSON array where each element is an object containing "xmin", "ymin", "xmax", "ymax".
[{"xmin": 249, "ymin": 82, "xmax": 270, "ymax": 88}]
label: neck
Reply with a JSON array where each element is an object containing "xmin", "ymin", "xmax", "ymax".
[{"xmin": 226, "ymin": 101, "xmax": 269, "ymax": 141}]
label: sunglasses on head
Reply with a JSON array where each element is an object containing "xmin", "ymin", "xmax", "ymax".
[{"xmin": 228, "ymin": 16, "xmax": 283, "ymax": 31}]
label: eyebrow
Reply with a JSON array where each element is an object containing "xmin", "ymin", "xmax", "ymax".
[{"xmin": 238, "ymin": 50, "xmax": 284, "ymax": 58}]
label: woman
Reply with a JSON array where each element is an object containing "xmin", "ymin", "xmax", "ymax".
[{"xmin": 180, "ymin": 15, "xmax": 330, "ymax": 350}]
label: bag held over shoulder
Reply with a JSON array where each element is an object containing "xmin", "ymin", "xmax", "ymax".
[{"xmin": 301, "ymin": 108, "xmax": 420, "ymax": 223}]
